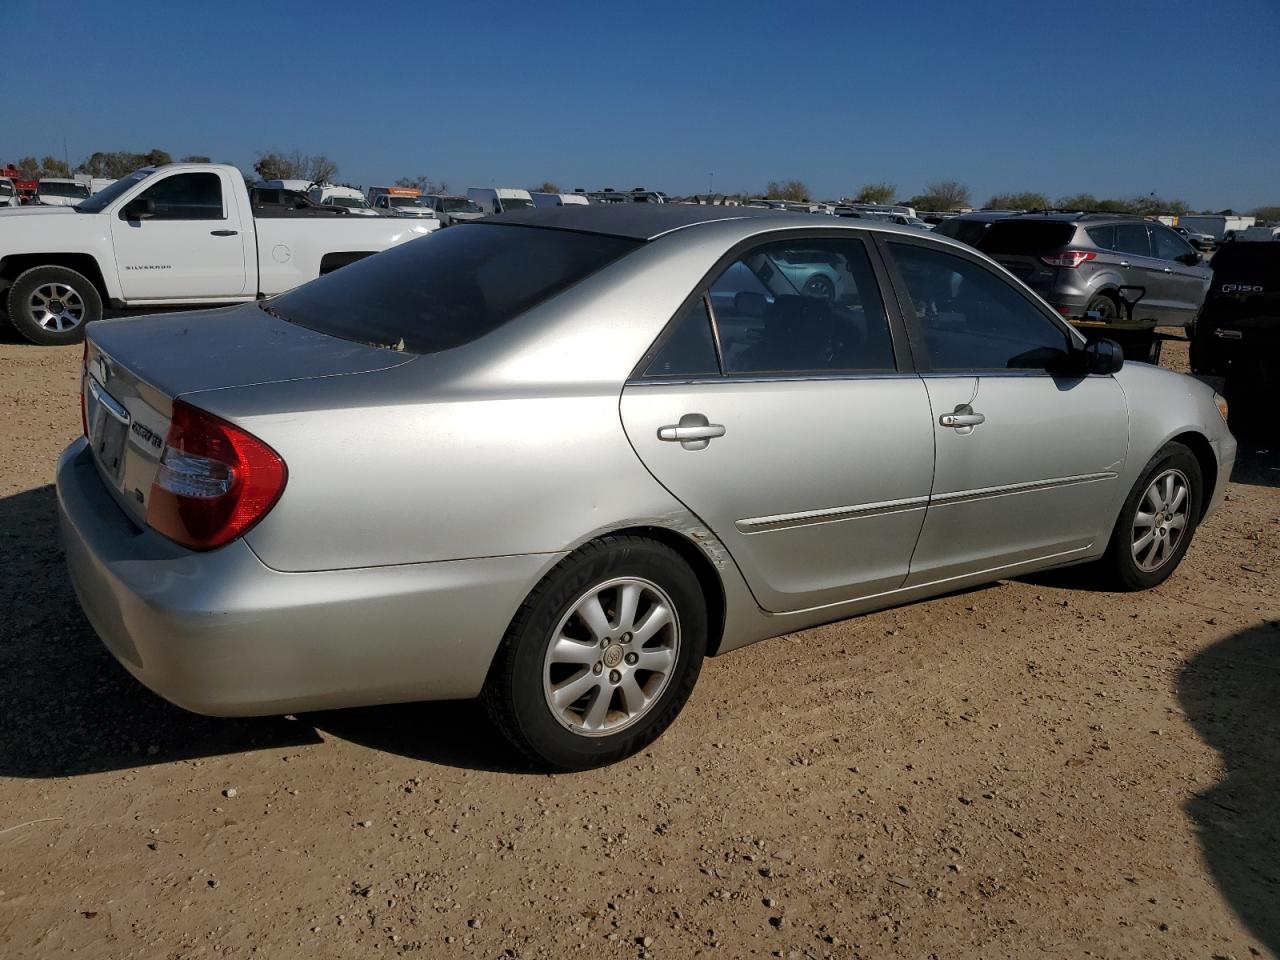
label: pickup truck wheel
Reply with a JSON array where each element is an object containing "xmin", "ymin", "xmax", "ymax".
[{"xmin": 7, "ymin": 266, "xmax": 103, "ymax": 346}]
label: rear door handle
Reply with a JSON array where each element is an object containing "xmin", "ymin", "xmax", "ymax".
[
  {"xmin": 210, "ymin": 229, "xmax": 238, "ymax": 237},
  {"xmin": 1162, "ymin": 267, "xmax": 1173, "ymax": 273},
  {"xmin": 658, "ymin": 413, "xmax": 725, "ymax": 450},
  {"xmin": 1118, "ymin": 261, "xmax": 1131, "ymax": 267}
]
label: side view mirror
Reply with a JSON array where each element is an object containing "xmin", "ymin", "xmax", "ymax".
[
  {"xmin": 124, "ymin": 197, "xmax": 155, "ymax": 220},
  {"xmin": 1084, "ymin": 337, "xmax": 1124, "ymax": 375},
  {"xmin": 1177, "ymin": 251, "xmax": 1203, "ymax": 266}
]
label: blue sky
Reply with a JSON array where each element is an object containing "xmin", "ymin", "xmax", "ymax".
[{"xmin": 4, "ymin": 0, "xmax": 1278, "ymax": 209}]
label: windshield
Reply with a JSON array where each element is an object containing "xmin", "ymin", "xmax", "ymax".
[
  {"xmin": 440, "ymin": 198, "xmax": 479, "ymax": 212},
  {"xmin": 266, "ymin": 224, "xmax": 640, "ymax": 354},
  {"xmin": 39, "ymin": 182, "xmax": 90, "ymax": 199},
  {"xmin": 328, "ymin": 196, "xmax": 369, "ymax": 208},
  {"xmin": 77, "ymin": 170, "xmax": 153, "ymax": 213},
  {"xmin": 389, "ymin": 196, "xmax": 424, "ymax": 207},
  {"xmin": 499, "ymin": 197, "xmax": 534, "ymax": 210},
  {"xmin": 0, "ymin": 183, "xmax": 13, "ymax": 198}
]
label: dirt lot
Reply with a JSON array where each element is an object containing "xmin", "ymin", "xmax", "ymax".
[{"xmin": 1, "ymin": 330, "xmax": 1276, "ymax": 960}]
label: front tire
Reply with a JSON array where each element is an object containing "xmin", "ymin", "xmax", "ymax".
[
  {"xmin": 1097, "ymin": 443, "xmax": 1203, "ymax": 591},
  {"xmin": 6, "ymin": 265, "xmax": 103, "ymax": 345},
  {"xmin": 482, "ymin": 536, "xmax": 707, "ymax": 771}
]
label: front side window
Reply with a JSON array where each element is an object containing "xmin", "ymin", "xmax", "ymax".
[
  {"xmin": 1151, "ymin": 226, "xmax": 1194, "ymax": 262},
  {"xmin": 888, "ymin": 242, "xmax": 1070, "ymax": 371},
  {"xmin": 1114, "ymin": 223, "xmax": 1152, "ymax": 258},
  {"xmin": 137, "ymin": 172, "xmax": 224, "ymax": 220},
  {"xmin": 707, "ymin": 238, "xmax": 896, "ymax": 375}
]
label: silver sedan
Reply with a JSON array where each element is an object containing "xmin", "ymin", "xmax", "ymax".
[{"xmin": 58, "ymin": 206, "xmax": 1236, "ymax": 770}]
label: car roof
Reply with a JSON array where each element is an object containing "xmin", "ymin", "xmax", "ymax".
[{"xmin": 476, "ymin": 203, "xmax": 857, "ymax": 240}]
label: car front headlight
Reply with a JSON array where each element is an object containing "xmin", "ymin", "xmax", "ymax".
[{"xmin": 1213, "ymin": 392, "xmax": 1229, "ymax": 424}]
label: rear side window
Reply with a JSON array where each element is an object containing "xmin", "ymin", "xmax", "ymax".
[
  {"xmin": 1115, "ymin": 224, "xmax": 1152, "ymax": 257},
  {"xmin": 137, "ymin": 172, "xmax": 224, "ymax": 220},
  {"xmin": 979, "ymin": 220, "xmax": 1076, "ymax": 254},
  {"xmin": 707, "ymin": 238, "xmax": 895, "ymax": 374},
  {"xmin": 1086, "ymin": 225, "xmax": 1117, "ymax": 250},
  {"xmin": 644, "ymin": 298, "xmax": 720, "ymax": 378},
  {"xmin": 268, "ymin": 224, "xmax": 640, "ymax": 354}
]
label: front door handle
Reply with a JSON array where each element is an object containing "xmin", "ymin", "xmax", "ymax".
[
  {"xmin": 1162, "ymin": 267, "xmax": 1173, "ymax": 273},
  {"xmin": 1119, "ymin": 260, "xmax": 1131, "ymax": 268},
  {"xmin": 940, "ymin": 404, "xmax": 985, "ymax": 434},
  {"xmin": 210, "ymin": 229, "xmax": 239, "ymax": 237},
  {"xmin": 658, "ymin": 413, "xmax": 725, "ymax": 450}
]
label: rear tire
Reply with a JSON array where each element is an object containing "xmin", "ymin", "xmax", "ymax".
[
  {"xmin": 1096, "ymin": 443, "xmax": 1202, "ymax": 591},
  {"xmin": 482, "ymin": 536, "xmax": 707, "ymax": 771},
  {"xmin": 1086, "ymin": 292, "xmax": 1121, "ymax": 322},
  {"xmin": 6, "ymin": 265, "xmax": 103, "ymax": 346}
]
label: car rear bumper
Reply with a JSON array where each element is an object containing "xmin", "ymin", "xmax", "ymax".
[{"xmin": 57, "ymin": 439, "xmax": 560, "ymax": 717}]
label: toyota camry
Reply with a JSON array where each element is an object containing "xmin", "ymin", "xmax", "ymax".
[{"xmin": 58, "ymin": 205, "xmax": 1236, "ymax": 770}]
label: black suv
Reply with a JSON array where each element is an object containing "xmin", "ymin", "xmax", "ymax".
[
  {"xmin": 935, "ymin": 212, "xmax": 1212, "ymax": 327},
  {"xmin": 1191, "ymin": 240, "xmax": 1280, "ymax": 412}
]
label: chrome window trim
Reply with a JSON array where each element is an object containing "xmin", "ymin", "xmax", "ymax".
[{"xmin": 625, "ymin": 371, "xmax": 922, "ymax": 388}]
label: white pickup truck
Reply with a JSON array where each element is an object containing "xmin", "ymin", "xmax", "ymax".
[{"xmin": 0, "ymin": 163, "xmax": 436, "ymax": 345}]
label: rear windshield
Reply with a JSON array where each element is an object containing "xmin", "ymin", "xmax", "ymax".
[
  {"xmin": 39, "ymin": 182, "xmax": 91, "ymax": 199},
  {"xmin": 933, "ymin": 218, "xmax": 994, "ymax": 247},
  {"xmin": 1210, "ymin": 242, "xmax": 1280, "ymax": 285},
  {"xmin": 979, "ymin": 220, "xmax": 1076, "ymax": 254},
  {"xmin": 266, "ymin": 224, "xmax": 641, "ymax": 354}
]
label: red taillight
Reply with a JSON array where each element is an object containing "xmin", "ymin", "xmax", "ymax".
[
  {"xmin": 1041, "ymin": 250, "xmax": 1097, "ymax": 268},
  {"xmin": 145, "ymin": 399, "xmax": 287, "ymax": 551},
  {"xmin": 80, "ymin": 341, "xmax": 88, "ymax": 437}
]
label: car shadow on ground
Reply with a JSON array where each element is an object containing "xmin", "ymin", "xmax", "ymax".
[
  {"xmin": 1178, "ymin": 621, "xmax": 1280, "ymax": 956},
  {"xmin": 0, "ymin": 484, "xmax": 536, "ymax": 779}
]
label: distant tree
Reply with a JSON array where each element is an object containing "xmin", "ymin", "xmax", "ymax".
[
  {"xmin": 22, "ymin": 155, "xmax": 72, "ymax": 178},
  {"xmin": 180, "ymin": 154, "xmax": 211, "ymax": 163},
  {"xmin": 253, "ymin": 150, "xmax": 338, "ymax": 185},
  {"xmin": 909, "ymin": 179, "xmax": 971, "ymax": 211},
  {"xmin": 985, "ymin": 191, "xmax": 1050, "ymax": 211},
  {"xmin": 77, "ymin": 149, "xmax": 172, "ymax": 178},
  {"xmin": 1056, "ymin": 193, "xmax": 1130, "ymax": 213},
  {"xmin": 394, "ymin": 175, "xmax": 447, "ymax": 194},
  {"xmin": 1129, "ymin": 194, "xmax": 1191, "ymax": 217},
  {"xmin": 1253, "ymin": 205, "xmax": 1280, "ymax": 223},
  {"xmin": 853, "ymin": 182, "xmax": 896, "ymax": 204},
  {"xmin": 764, "ymin": 179, "xmax": 811, "ymax": 202},
  {"xmin": 533, "ymin": 181, "xmax": 562, "ymax": 194}
]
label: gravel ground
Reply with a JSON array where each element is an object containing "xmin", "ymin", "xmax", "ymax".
[{"xmin": 0, "ymin": 327, "xmax": 1276, "ymax": 959}]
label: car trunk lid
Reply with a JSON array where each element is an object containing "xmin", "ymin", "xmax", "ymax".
[
  {"xmin": 82, "ymin": 302, "xmax": 414, "ymax": 528},
  {"xmin": 979, "ymin": 220, "xmax": 1078, "ymax": 292}
]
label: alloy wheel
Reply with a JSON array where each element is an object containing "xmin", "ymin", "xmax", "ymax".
[
  {"xmin": 542, "ymin": 577, "xmax": 680, "ymax": 737},
  {"xmin": 29, "ymin": 282, "xmax": 86, "ymax": 333},
  {"xmin": 1132, "ymin": 468, "xmax": 1191, "ymax": 572}
]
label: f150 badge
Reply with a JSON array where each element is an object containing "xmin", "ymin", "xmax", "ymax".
[{"xmin": 1220, "ymin": 283, "xmax": 1263, "ymax": 293}]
